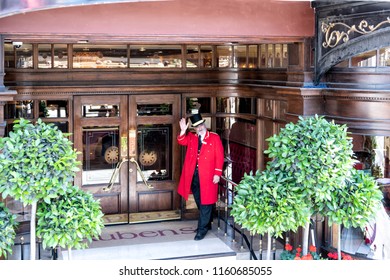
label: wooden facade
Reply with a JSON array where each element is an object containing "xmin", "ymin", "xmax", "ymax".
[{"xmin": 1, "ymin": 0, "xmax": 390, "ymax": 254}]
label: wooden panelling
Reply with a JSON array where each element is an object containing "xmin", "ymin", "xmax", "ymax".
[{"xmin": 137, "ymin": 191, "xmax": 173, "ymax": 212}]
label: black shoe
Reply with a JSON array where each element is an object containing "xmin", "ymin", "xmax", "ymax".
[{"xmin": 194, "ymin": 231, "xmax": 207, "ymax": 241}]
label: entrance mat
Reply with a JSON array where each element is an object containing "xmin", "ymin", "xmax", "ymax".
[
  {"xmin": 60, "ymin": 220, "xmax": 236, "ymax": 260},
  {"xmin": 103, "ymin": 210, "xmax": 181, "ymax": 225}
]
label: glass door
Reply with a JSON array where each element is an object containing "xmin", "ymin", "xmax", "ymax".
[{"xmin": 74, "ymin": 94, "xmax": 181, "ymax": 224}]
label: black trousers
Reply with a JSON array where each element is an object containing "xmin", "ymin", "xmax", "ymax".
[{"xmin": 191, "ymin": 167, "xmax": 214, "ymax": 234}]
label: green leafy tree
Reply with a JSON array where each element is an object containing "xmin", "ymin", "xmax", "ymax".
[
  {"xmin": 232, "ymin": 115, "xmax": 383, "ymax": 259},
  {"xmin": 36, "ymin": 185, "xmax": 104, "ymax": 260},
  {"xmin": 264, "ymin": 115, "xmax": 356, "ymax": 255},
  {"xmin": 326, "ymin": 168, "xmax": 382, "ymax": 259},
  {"xmin": 231, "ymin": 169, "xmax": 310, "ymax": 259},
  {"xmin": 0, "ymin": 118, "xmax": 80, "ymax": 260},
  {"xmin": 0, "ymin": 202, "xmax": 18, "ymax": 259}
]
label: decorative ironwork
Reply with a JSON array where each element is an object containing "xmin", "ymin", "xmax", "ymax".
[{"xmin": 322, "ymin": 17, "xmax": 390, "ymax": 48}]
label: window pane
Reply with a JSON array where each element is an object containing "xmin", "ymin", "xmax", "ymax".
[
  {"xmin": 137, "ymin": 104, "xmax": 172, "ymax": 116},
  {"xmin": 39, "ymin": 100, "xmax": 68, "ymax": 118},
  {"xmin": 16, "ymin": 43, "xmax": 33, "ymax": 69},
  {"xmin": 38, "ymin": 44, "xmax": 52, "ymax": 69},
  {"xmin": 83, "ymin": 104, "xmax": 120, "ymax": 118},
  {"xmin": 216, "ymin": 97, "xmax": 256, "ymax": 114},
  {"xmin": 130, "ymin": 45, "xmax": 182, "ymax": 68},
  {"xmin": 379, "ymin": 47, "xmax": 390, "ymax": 67},
  {"xmin": 234, "ymin": 45, "xmax": 247, "ymax": 68},
  {"xmin": 200, "ymin": 45, "xmax": 213, "ymax": 68},
  {"xmin": 351, "ymin": 50, "xmax": 377, "ymax": 67},
  {"xmin": 267, "ymin": 44, "xmax": 274, "ymax": 68},
  {"xmin": 73, "ymin": 44, "xmax": 127, "ymax": 68},
  {"xmin": 137, "ymin": 125, "xmax": 172, "ymax": 181},
  {"xmin": 186, "ymin": 45, "xmax": 199, "ymax": 68},
  {"xmin": 216, "ymin": 46, "xmax": 232, "ymax": 68},
  {"xmin": 54, "ymin": 44, "xmax": 68, "ymax": 68},
  {"xmin": 4, "ymin": 100, "xmax": 34, "ymax": 119},
  {"xmin": 4, "ymin": 43, "xmax": 15, "ymax": 68},
  {"xmin": 282, "ymin": 44, "xmax": 289, "ymax": 67},
  {"xmin": 274, "ymin": 44, "xmax": 282, "ymax": 68},
  {"xmin": 260, "ymin": 44, "xmax": 267, "ymax": 68},
  {"xmin": 82, "ymin": 127, "xmax": 119, "ymax": 185},
  {"xmin": 248, "ymin": 45, "xmax": 258, "ymax": 69},
  {"xmin": 217, "ymin": 117, "xmax": 256, "ymax": 183},
  {"xmin": 186, "ymin": 97, "xmax": 211, "ymax": 114}
]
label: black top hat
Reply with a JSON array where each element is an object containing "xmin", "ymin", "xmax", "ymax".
[{"xmin": 190, "ymin": 113, "xmax": 205, "ymax": 127}]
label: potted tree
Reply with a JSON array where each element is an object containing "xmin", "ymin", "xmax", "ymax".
[
  {"xmin": 231, "ymin": 168, "xmax": 310, "ymax": 260},
  {"xmin": 36, "ymin": 185, "xmax": 104, "ymax": 260},
  {"xmin": 232, "ymin": 115, "xmax": 383, "ymax": 259},
  {"xmin": 0, "ymin": 202, "xmax": 17, "ymax": 259},
  {"xmin": 0, "ymin": 118, "xmax": 80, "ymax": 260}
]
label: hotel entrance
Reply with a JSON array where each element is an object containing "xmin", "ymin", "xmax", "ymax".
[{"xmin": 73, "ymin": 94, "xmax": 181, "ymax": 225}]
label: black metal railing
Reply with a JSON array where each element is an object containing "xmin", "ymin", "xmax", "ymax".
[{"xmin": 217, "ymin": 175, "xmax": 279, "ymax": 260}]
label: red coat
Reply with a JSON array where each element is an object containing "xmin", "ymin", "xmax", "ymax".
[{"xmin": 177, "ymin": 130, "xmax": 224, "ymax": 204}]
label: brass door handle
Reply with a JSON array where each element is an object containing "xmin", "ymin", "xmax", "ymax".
[
  {"xmin": 103, "ymin": 157, "xmax": 128, "ymax": 191},
  {"xmin": 130, "ymin": 157, "xmax": 154, "ymax": 189}
]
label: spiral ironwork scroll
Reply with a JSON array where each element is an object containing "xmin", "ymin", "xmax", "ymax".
[{"xmin": 322, "ymin": 17, "xmax": 390, "ymax": 48}]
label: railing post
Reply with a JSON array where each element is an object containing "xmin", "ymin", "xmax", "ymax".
[{"xmin": 20, "ymin": 236, "xmax": 24, "ymax": 260}]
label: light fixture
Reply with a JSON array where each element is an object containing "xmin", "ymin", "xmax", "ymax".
[{"xmin": 77, "ymin": 40, "xmax": 89, "ymax": 44}]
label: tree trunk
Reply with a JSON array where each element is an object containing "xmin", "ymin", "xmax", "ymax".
[
  {"xmin": 337, "ymin": 224, "xmax": 341, "ymax": 260},
  {"xmin": 302, "ymin": 220, "xmax": 310, "ymax": 256},
  {"xmin": 266, "ymin": 232, "xmax": 271, "ymax": 260},
  {"xmin": 30, "ymin": 201, "xmax": 37, "ymax": 260},
  {"xmin": 68, "ymin": 246, "xmax": 72, "ymax": 260}
]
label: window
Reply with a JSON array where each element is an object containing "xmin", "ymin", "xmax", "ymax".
[
  {"xmin": 73, "ymin": 44, "xmax": 127, "ymax": 68},
  {"xmin": 233, "ymin": 45, "xmax": 247, "ymax": 68},
  {"xmin": 16, "ymin": 43, "xmax": 33, "ymax": 69},
  {"xmin": 130, "ymin": 45, "xmax": 182, "ymax": 68},
  {"xmin": 216, "ymin": 45, "xmax": 232, "ymax": 68},
  {"xmin": 248, "ymin": 45, "xmax": 258, "ymax": 69},
  {"xmin": 351, "ymin": 50, "xmax": 377, "ymax": 67},
  {"xmin": 216, "ymin": 97, "xmax": 256, "ymax": 114},
  {"xmin": 186, "ymin": 45, "xmax": 199, "ymax": 68}
]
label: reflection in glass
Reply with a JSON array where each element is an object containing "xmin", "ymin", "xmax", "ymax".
[
  {"xmin": 351, "ymin": 50, "xmax": 377, "ymax": 67},
  {"xmin": 274, "ymin": 44, "xmax": 282, "ymax": 68},
  {"xmin": 379, "ymin": 47, "xmax": 390, "ymax": 67},
  {"xmin": 234, "ymin": 45, "xmax": 247, "ymax": 68},
  {"xmin": 260, "ymin": 44, "xmax": 267, "ymax": 68},
  {"xmin": 137, "ymin": 125, "xmax": 172, "ymax": 181},
  {"xmin": 216, "ymin": 97, "xmax": 256, "ymax": 114},
  {"xmin": 248, "ymin": 45, "xmax": 258, "ymax": 69},
  {"xmin": 38, "ymin": 44, "xmax": 52, "ymax": 69},
  {"xmin": 267, "ymin": 44, "xmax": 274, "ymax": 68},
  {"xmin": 217, "ymin": 117, "xmax": 256, "ymax": 183},
  {"xmin": 73, "ymin": 44, "xmax": 127, "ymax": 68},
  {"xmin": 4, "ymin": 43, "xmax": 15, "ymax": 68},
  {"xmin": 216, "ymin": 45, "xmax": 232, "ymax": 68},
  {"xmin": 137, "ymin": 104, "xmax": 172, "ymax": 116},
  {"xmin": 130, "ymin": 45, "xmax": 182, "ymax": 68},
  {"xmin": 82, "ymin": 127, "xmax": 119, "ymax": 185},
  {"xmin": 200, "ymin": 46, "xmax": 213, "ymax": 68},
  {"xmin": 186, "ymin": 97, "xmax": 211, "ymax": 114},
  {"xmin": 39, "ymin": 100, "xmax": 68, "ymax": 118},
  {"xmin": 16, "ymin": 43, "xmax": 33, "ymax": 69},
  {"xmin": 83, "ymin": 104, "xmax": 119, "ymax": 118},
  {"xmin": 54, "ymin": 44, "xmax": 68, "ymax": 68},
  {"xmin": 4, "ymin": 100, "xmax": 34, "ymax": 119},
  {"xmin": 186, "ymin": 45, "xmax": 199, "ymax": 68}
]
